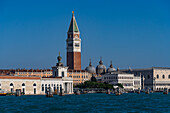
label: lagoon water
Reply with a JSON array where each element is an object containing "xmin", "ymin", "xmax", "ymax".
[{"xmin": 0, "ymin": 93, "xmax": 170, "ymax": 113}]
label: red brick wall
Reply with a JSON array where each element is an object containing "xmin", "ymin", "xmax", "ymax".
[
  {"xmin": 74, "ymin": 52, "xmax": 81, "ymax": 70},
  {"xmin": 67, "ymin": 52, "xmax": 73, "ymax": 69},
  {"xmin": 67, "ymin": 52, "xmax": 81, "ymax": 70}
]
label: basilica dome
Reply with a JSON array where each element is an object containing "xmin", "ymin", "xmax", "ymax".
[
  {"xmin": 107, "ymin": 61, "xmax": 116, "ymax": 73},
  {"xmin": 85, "ymin": 59, "xmax": 96, "ymax": 73},
  {"xmin": 96, "ymin": 58, "xmax": 106, "ymax": 74},
  {"xmin": 85, "ymin": 60, "xmax": 96, "ymax": 73}
]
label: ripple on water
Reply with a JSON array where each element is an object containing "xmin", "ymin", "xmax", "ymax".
[{"xmin": 0, "ymin": 93, "xmax": 170, "ymax": 112}]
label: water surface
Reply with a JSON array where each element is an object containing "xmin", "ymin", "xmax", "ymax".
[{"xmin": 0, "ymin": 93, "xmax": 169, "ymax": 113}]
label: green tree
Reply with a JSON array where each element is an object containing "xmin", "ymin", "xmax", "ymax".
[{"xmin": 117, "ymin": 83, "xmax": 124, "ymax": 88}]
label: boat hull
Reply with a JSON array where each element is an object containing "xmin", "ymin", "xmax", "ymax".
[{"xmin": 0, "ymin": 93, "xmax": 7, "ymax": 96}]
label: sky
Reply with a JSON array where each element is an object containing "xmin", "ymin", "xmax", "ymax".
[{"xmin": 0, "ymin": 0, "xmax": 170, "ymax": 69}]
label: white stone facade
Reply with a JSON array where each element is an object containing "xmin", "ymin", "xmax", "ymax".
[
  {"xmin": 41, "ymin": 77, "xmax": 73, "ymax": 94},
  {"xmin": 0, "ymin": 57, "xmax": 73, "ymax": 95},
  {"xmin": 0, "ymin": 76, "xmax": 41, "ymax": 95},
  {"xmin": 52, "ymin": 66, "xmax": 68, "ymax": 78},
  {"xmin": 101, "ymin": 71, "xmax": 141, "ymax": 90},
  {"xmin": 122, "ymin": 67, "xmax": 170, "ymax": 91}
]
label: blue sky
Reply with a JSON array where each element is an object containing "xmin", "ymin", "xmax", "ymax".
[{"xmin": 0, "ymin": 0, "xmax": 170, "ymax": 69}]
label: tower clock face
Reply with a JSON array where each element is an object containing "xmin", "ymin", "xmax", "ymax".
[{"xmin": 75, "ymin": 34, "xmax": 78, "ymax": 38}]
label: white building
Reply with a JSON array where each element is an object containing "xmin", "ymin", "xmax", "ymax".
[
  {"xmin": 122, "ymin": 67, "xmax": 170, "ymax": 91},
  {"xmin": 0, "ymin": 55, "xmax": 73, "ymax": 95},
  {"xmin": 0, "ymin": 76, "xmax": 41, "ymax": 95},
  {"xmin": 41, "ymin": 55, "xmax": 73, "ymax": 94},
  {"xmin": 101, "ymin": 70, "xmax": 141, "ymax": 90}
]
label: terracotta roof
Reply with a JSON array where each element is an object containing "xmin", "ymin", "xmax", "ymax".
[
  {"xmin": 15, "ymin": 69, "xmax": 52, "ymax": 72},
  {"xmin": 0, "ymin": 76, "xmax": 41, "ymax": 80}
]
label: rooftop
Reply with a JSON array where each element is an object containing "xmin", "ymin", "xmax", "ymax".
[
  {"xmin": 0, "ymin": 76, "xmax": 41, "ymax": 80},
  {"xmin": 121, "ymin": 67, "xmax": 170, "ymax": 71}
]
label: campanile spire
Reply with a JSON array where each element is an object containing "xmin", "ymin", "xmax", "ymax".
[
  {"xmin": 68, "ymin": 11, "xmax": 79, "ymax": 34},
  {"xmin": 66, "ymin": 11, "xmax": 81, "ymax": 70}
]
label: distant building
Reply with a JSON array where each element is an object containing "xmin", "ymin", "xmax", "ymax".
[
  {"xmin": 122, "ymin": 67, "xmax": 170, "ymax": 92},
  {"xmin": 0, "ymin": 69, "xmax": 15, "ymax": 76},
  {"xmin": 15, "ymin": 69, "xmax": 52, "ymax": 77},
  {"xmin": 67, "ymin": 11, "xmax": 81, "ymax": 70},
  {"xmin": 96, "ymin": 58, "xmax": 106, "ymax": 75},
  {"xmin": 107, "ymin": 61, "xmax": 116, "ymax": 73},
  {"xmin": 0, "ymin": 55, "xmax": 73, "ymax": 95},
  {"xmin": 67, "ymin": 69, "xmax": 91, "ymax": 85},
  {"xmin": 85, "ymin": 59, "xmax": 96, "ymax": 74},
  {"xmin": 101, "ymin": 69, "xmax": 141, "ymax": 90},
  {"xmin": 0, "ymin": 76, "xmax": 41, "ymax": 94},
  {"xmin": 42, "ymin": 55, "xmax": 73, "ymax": 94},
  {"xmin": 65, "ymin": 12, "xmax": 92, "ymax": 85}
]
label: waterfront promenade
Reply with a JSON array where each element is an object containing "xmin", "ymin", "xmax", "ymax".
[{"xmin": 0, "ymin": 93, "xmax": 169, "ymax": 112}]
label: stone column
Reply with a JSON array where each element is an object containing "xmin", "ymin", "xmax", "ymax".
[
  {"xmin": 67, "ymin": 82, "xmax": 70, "ymax": 93},
  {"xmin": 71, "ymin": 83, "xmax": 73, "ymax": 93},
  {"xmin": 153, "ymin": 77, "xmax": 156, "ymax": 91},
  {"xmin": 67, "ymin": 83, "xmax": 69, "ymax": 93},
  {"xmin": 142, "ymin": 75, "xmax": 145, "ymax": 90},
  {"xmin": 70, "ymin": 83, "xmax": 71, "ymax": 93}
]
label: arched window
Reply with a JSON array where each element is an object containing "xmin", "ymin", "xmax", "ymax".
[
  {"xmin": 148, "ymin": 75, "xmax": 150, "ymax": 79},
  {"xmin": 34, "ymin": 88, "xmax": 36, "ymax": 94},
  {"xmin": 169, "ymin": 75, "xmax": 170, "ymax": 79},
  {"xmin": 162, "ymin": 75, "xmax": 165, "ymax": 79},
  {"xmin": 33, "ymin": 83, "xmax": 36, "ymax": 86},
  {"xmin": 22, "ymin": 83, "xmax": 25, "ymax": 86},
  {"xmin": 157, "ymin": 74, "xmax": 159, "ymax": 79},
  {"xmin": 10, "ymin": 83, "xmax": 13, "ymax": 86},
  {"xmin": 42, "ymin": 84, "xmax": 44, "ymax": 91}
]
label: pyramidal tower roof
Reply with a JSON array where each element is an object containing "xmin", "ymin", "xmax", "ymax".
[{"xmin": 68, "ymin": 11, "xmax": 79, "ymax": 33}]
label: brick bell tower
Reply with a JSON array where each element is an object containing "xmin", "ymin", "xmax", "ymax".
[{"xmin": 67, "ymin": 11, "xmax": 81, "ymax": 70}]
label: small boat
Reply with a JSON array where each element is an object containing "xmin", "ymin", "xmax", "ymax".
[
  {"xmin": 46, "ymin": 94, "xmax": 53, "ymax": 97},
  {"xmin": 145, "ymin": 89, "xmax": 150, "ymax": 94},
  {"xmin": 59, "ymin": 93, "xmax": 65, "ymax": 96},
  {"xmin": 46, "ymin": 88, "xmax": 53, "ymax": 97},
  {"xmin": 115, "ymin": 92, "xmax": 122, "ymax": 96},
  {"xmin": 59, "ymin": 89, "xmax": 65, "ymax": 96},
  {"xmin": 115, "ymin": 88, "xmax": 122, "ymax": 96},
  {"xmin": 137, "ymin": 91, "xmax": 140, "ymax": 94},
  {"xmin": 75, "ymin": 90, "xmax": 80, "ymax": 95},
  {"xmin": 0, "ymin": 93, "xmax": 7, "ymax": 96},
  {"xmin": 0, "ymin": 90, "xmax": 7, "ymax": 96},
  {"xmin": 136, "ymin": 88, "xmax": 140, "ymax": 94},
  {"xmin": 16, "ymin": 89, "xmax": 21, "ymax": 96},
  {"xmin": 106, "ymin": 89, "xmax": 110, "ymax": 95},
  {"xmin": 163, "ymin": 88, "xmax": 168, "ymax": 95}
]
